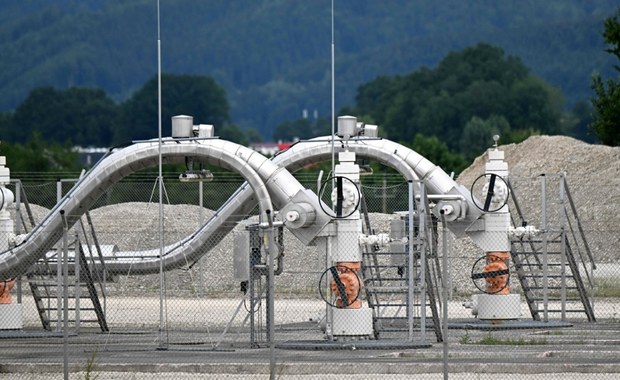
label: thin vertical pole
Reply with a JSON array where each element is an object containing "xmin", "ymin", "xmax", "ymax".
[
  {"xmin": 56, "ymin": 183, "xmax": 63, "ymax": 332},
  {"xmin": 75, "ymin": 232, "xmax": 81, "ymax": 333},
  {"xmin": 60, "ymin": 210, "xmax": 69, "ymax": 380},
  {"xmin": 440, "ymin": 212, "xmax": 449, "ymax": 380},
  {"xmin": 199, "ymin": 181, "xmax": 204, "ymax": 226},
  {"xmin": 419, "ymin": 183, "xmax": 426, "ymax": 339},
  {"xmin": 15, "ymin": 181, "xmax": 22, "ymax": 303},
  {"xmin": 327, "ymin": 0, "xmax": 335, "ymax": 343},
  {"xmin": 157, "ymin": 0, "xmax": 167, "ymax": 349},
  {"xmin": 266, "ymin": 211, "xmax": 276, "ymax": 380},
  {"xmin": 559, "ymin": 173, "xmax": 567, "ymax": 320},
  {"xmin": 382, "ymin": 174, "xmax": 387, "ymax": 214},
  {"xmin": 407, "ymin": 181, "xmax": 414, "ymax": 341},
  {"xmin": 541, "ymin": 174, "xmax": 549, "ymax": 322},
  {"xmin": 330, "ymin": 0, "xmax": 335, "ymax": 176}
]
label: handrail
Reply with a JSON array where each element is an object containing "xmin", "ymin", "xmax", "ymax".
[{"xmin": 563, "ymin": 177, "xmax": 596, "ymax": 269}]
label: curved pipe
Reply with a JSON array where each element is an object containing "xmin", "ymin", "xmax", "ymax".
[
  {"xmin": 0, "ymin": 139, "xmax": 274, "ymax": 278},
  {"xmin": 275, "ymin": 137, "xmax": 419, "ymax": 182},
  {"xmin": 2, "ymin": 135, "xmax": 476, "ymax": 278},
  {"xmin": 273, "ymin": 136, "xmax": 480, "ymax": 232},
  {"xmin": 277, "ymin": 136, "xmax": 452, "ymax": 194}
]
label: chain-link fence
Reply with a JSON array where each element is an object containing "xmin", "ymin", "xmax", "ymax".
[{"xmin": 0, "ymin": 169, "xmax": 618, "ymax": 379}]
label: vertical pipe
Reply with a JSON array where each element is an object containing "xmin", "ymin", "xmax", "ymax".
[
  {"xmin": 56, "ymin": 179, "xmax": 62, "ymax": 204},
  {"xmin": 14, "ymin": 181, "xmax": 22, "ymax": 235},
  {"xmin": 407, "ymin": 181, "xmax": 414, "ymax": 341},
  {"xmin": 541, "ymin": 174, "xmax": 549, "ymax": 322},
  {"xmin": 559, "ymin": 173, "xmax": 567, "ymax": 320}
]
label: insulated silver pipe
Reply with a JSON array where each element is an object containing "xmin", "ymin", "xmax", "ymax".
[
  {"xmin": 0, "ymin": 139, "xmax": 274, "ymax": 278},
  {"xmin": 1, "ymin": 135, "xmax": 478, "ymax": 278}
]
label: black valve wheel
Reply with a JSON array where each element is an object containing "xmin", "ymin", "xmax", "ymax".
[
  {"xmin": 470, "ymin": 255, "xmax": 511, "ymax": 295},
  {"xmin": 318, "ymin": 265, "xmax": 362, "ymax": 308},
  {"xmin": 470, "ymin": 173, "xmax": 509, "ymax": 213},
  {"xmin": 317, "ymin": 175, "xmax": 361, "ymax": 219}
]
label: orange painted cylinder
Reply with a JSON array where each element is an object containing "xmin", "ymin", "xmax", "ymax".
[
  {"xmin": 0, "ymin": 279, "xmax": 15, "ymax": 304},
  {"xmin": 483, "ymin": 252, "xmax": 510, "ymax": 295},
  {"xmin": 330, "ymin": 262, "xmax": 362, "ymax": 308}
]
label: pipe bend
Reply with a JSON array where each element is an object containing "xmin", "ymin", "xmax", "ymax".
[{"xmin": 0, "ymin": 140, "xmax": 273, "ymax": 278}]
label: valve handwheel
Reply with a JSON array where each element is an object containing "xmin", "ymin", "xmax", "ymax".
[
  {"xmin": 470, "ymin": 173, "xmax": 509, "ymax": 213},
  {"xmin": 471, "ymin": 254, "xmax": 511, "ymax": 295}
]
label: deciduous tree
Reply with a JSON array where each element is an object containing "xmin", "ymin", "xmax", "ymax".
[{"xmin": 590, "ymin": 9, "xmax": 620, "ymax": 146}]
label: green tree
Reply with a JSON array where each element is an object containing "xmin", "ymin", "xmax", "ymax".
[
  {"xmin": 10, "ymin": 86, "xmax": 118, "ymax": 146},
  {"xmin": 273, "ymin": 118, "xmax": 314, "ymax": 141},
  {"xmin": 0, "ymin": 112, "xmax": 11, "ymax": 139},
  {"xmin": 273, "ymin": 117, "xmax": 332, "ymax": 141},
  {"xmin": 117, "ymin": 74, "xmax": 230, "ymax": 143},
  {"xmin": 218, "ymin": 124, "xmax": 247, "ymax": 146},
  {"xmin": 1, "ymin": 134, "xmax": 81, "ymax": 172},
  {"xmin": 590, "ymin": 9, "xmax": 620, "ymax": 146},
  {"xmin": 355, "ymin": 43, "xmax": 563, "ymax": 150},
  {"xmin": 245, "ymin": 128, "xmax": 263, "ymax": 143},
  {"xmin": 460, "ymin": 115, "xmax": 508, "ymax": 161},
  {"xmin": 411, "ymin": 134, "xmax": 468, "ymax": 175},
  {"xmin": 562, "ymin": 100, "xmax": 595, "ymax": 143}
]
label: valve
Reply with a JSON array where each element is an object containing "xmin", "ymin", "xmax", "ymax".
[
  {"xmin": 330, "ymin": 262, "xmax": 362, "ymax": 308},
  {"xmin": 471, "ymin": 252, "xmax": 511, "ymax": 295},
  {"xmin": 470, "ymin": 173, "xmax": 509, "ymax": 212},
  {"xmin": 319, "ymin": 262, "xmax": 362, "ymax": 309},
  {"xmin": 0, "ymin": 279, "xmax": 15, "ymax": 304}
]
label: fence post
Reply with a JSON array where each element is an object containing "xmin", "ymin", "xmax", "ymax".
[
  {"xmin": 541, "ymin": 174, "xmax": 549, "ymax": 322},
  {"xmin": 61, "ymin": 210, "xmax": 69, "ymax": 380},
  {"xmin": 440, "ymin": 211, "xmax": 449, "ymax": 380}
]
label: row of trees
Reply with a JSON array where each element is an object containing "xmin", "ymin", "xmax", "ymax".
[
  {"xmin": 0, "ymin": 73, "xmax": 252, "ymax": 147},
  {"xmin": 3, "ymin": 8, "xmax": 620, "ymax": 173},
  {"xmin": 275, "ymin": 43, "xmax": 602, "ymax": 173},
  {"xmin": 0, "ymin": 73, "xmax": 259, "ymax": 171}
]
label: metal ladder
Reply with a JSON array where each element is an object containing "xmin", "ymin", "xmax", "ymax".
[
  {"xmin": 508, "ymin": 174, "xmax": 595, "ymax": 322},
  {"xmin": 28, "ymin": 239, "xmax": 109, "ymax": 332},
  {"xmin": 11, "ymin": 178, "xmax": 109, "ymax": 332},
  {"xmin": 360, "ymin": 185, "xmax": 442, "ymax": 342}
]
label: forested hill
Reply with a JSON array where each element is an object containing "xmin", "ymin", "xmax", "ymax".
[{"xmin": 0, "ymin": 0, "xmax": 617, "ymax": 139}]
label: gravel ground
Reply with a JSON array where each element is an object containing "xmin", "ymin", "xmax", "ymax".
[{"xmin": 2, "ymin": 373, "xmax": 618, "ymax": 380}]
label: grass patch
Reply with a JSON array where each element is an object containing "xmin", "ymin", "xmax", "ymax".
[
  {"xmin": 593, "ymin": 278, "xmax": 620, "ymax": 298},
  {"xmin": 84, "ymin": 351, "xmax": 99, "ymax": 380},
  {"xmin": 459, "ymin": 330, "xmax": 471, "ymax": 344},
  {"xmin": 476, "ymin": 333, "xmax": 547, "ymax": 346}
]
